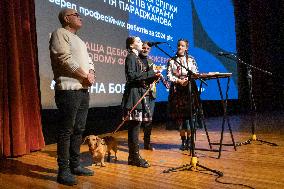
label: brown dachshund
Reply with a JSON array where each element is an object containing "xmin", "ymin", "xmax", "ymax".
[
  {"xmin": 102, "ymin": 136, "xmax": 118, "ymax": 162},
  {"xmin": 83, "ymin": 135, "xmax": 118, "ymax": 167}
]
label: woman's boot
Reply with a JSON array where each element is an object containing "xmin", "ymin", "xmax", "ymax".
[
  {"xmin": 180, "ymin": 136, "xmax": 187, "ymax": 151},
  {"xmin": 144, "ymin": 125, "xmax": 154, "ymax": 150},
  {"xmin": 186, "ymin": 136, "xmax": 191, "ymax": 151},
  {"xmin": 128, "ymin": 143, "xmax": 151, "ymax": 168}
]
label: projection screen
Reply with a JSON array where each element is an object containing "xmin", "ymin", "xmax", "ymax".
[{"xmin": 36, "ymin": 0, "xmax": 238, "ymax": 109}]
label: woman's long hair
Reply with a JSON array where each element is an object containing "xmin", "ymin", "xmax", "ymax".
[
  {"xmin": 125, "ymin": 36, "xmax": 145, "ymax": 71},
  {"xmin": 126, "ymin": 36, "xmax": 137, "ymax": 52},
  {"xmin": 177, "ymin": 39, "xmax": 189, "ymax": 65}
]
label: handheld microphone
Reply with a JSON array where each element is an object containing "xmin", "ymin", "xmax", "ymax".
[
  {"xmin": 148, "ymin": 41, "xmax": 167, "ymax": 47},
  {"xmin": 217, "ymin": 51, "xmax": 235, "ymax": 56}
]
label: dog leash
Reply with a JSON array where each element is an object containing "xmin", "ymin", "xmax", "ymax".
[{"xmin": 112, "ymin": 78, "xmax": 160, "ymax": 135}]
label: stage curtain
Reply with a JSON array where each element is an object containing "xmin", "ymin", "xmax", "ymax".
[
  {"xmin": 0, "ymin": 0, "xmax": 45, "ymax": 157},
  {"xmin": 234, "ymin": 0, "xmax": 284, "ymax": 111}
]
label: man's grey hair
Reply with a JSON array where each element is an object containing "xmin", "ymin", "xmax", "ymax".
[{"xmin": 58, "ymin": 8, "xmax": 74, "ymax": 26}]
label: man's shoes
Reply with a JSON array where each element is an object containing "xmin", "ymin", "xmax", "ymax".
[
  {"xmin": 57, "ymin": 168, "xmax": 77, "ymax": 186},
  {"xmin": 71, "ymin": 166, "xmax": 94, "ymax": 176}
]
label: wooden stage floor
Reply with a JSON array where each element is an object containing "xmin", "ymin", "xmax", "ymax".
[{"xmin": 1, "ymin": 113, "xmax": 284, "ymax": 189}]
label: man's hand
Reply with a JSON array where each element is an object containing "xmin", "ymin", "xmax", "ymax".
[
  {"xmin": 81, "ymin": 70, "xmax": 95, "ymax": 87},
  {"xmin": 87, "ymin": 72, "xmax": 95, "ymax": 84}
]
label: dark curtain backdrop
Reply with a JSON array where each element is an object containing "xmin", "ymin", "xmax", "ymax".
[
  {"xmin": 234, "ymin": 0, "xmax": 284, "ymax": 111},
  {"xmin": 0, "ymin": 0, "xmax": 45, "ymax": 157}
]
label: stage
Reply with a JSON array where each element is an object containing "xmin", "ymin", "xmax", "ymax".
[{"xmin": 0, "ymin": 112, "xmax": 284, "ymax": 189}]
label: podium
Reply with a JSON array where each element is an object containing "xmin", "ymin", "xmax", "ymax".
[{"xmin": 193, "ymin": 73, "xmax": 237, "ymax": 158}]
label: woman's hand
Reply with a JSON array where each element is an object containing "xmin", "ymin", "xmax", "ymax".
[
  {"xmin": 155, "ymin": 72, "xmax": 162, "ymax": 78},
  {"xmin": 177, "ymin": 78, "xmax": 188, "ymax": 86}
]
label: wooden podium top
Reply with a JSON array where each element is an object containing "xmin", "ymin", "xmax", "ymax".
[{"xmin": 192, "ymin": 72, "xmax": 232, "ymax": 79}]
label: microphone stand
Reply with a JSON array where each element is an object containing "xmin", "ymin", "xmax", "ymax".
[
  {"xmin": 155, "ymin": 44, "xmax": 222, "ymax": 176},
  {"xmin": 221, "ymin": 54, "xmax": 277, "ymax": 147},
  {"xmin": 152, "ymin": 44, "xmax": 208, "ymax": 86}
]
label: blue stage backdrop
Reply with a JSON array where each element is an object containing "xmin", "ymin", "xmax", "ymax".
[{"xmin": 36, "ymin": 0, "xmax": 237, "ymax": 108}]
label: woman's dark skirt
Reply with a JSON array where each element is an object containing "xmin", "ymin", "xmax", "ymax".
[{"xmin": 167, "ymin": 81, "xmax": 200, "ymax": 130}]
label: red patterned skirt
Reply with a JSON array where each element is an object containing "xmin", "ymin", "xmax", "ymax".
[{"xmin": 168, "ymin": 83, "xmax": 192, "ymax": 121}]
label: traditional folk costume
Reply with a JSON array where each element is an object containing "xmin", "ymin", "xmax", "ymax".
[{"xmin": 121, "ymin": 49, "xmax": 157, "ymax": 167}]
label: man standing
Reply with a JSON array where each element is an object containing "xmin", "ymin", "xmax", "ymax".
[
  {"xmin": 49, "ymin": 8, "xmax": 95, "ymax": 185},
  {"xmin": 139, "ymin": 41, "xmax": 157, "ymax": 150}
]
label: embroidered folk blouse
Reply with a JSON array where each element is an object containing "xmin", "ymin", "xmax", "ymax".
[{"xmin": 167, "ymin": 55, "xmax": 198, "ymax": 83}]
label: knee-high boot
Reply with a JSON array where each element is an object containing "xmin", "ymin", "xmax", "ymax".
[
  {"xmin": 186, "ymin": 136, "xmax": 191, "ymax": 151},
  {"xmin": 180, "ymin": 136, "xmax": 187, "ymax": 151},
  {"xmin": 143, "ymin": 122, "xmax": 154, "ymax": 150},
  {"xmin": 128, "ymin": 143, "xmax": 150, "ymax": 168},
  {"xmin": 128, "ymin": 121, "xmax": 150, "ymax": 168}
]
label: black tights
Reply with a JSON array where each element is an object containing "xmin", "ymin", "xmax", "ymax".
[{"xmin": 128, "ymin": 121, "xmax": 141, "ymax": 153}]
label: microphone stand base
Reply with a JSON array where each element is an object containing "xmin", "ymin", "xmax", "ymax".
[
  {"xmin": 163, "ymin": 156, "xmax": 223, "ymax": 177},
  {"xmin": 190, "ymin": 156, "xmax": 198, "ymax": 168},
  {"xmin": 236, "ymin": 134, "xmax": 278, "ymax": 146}
]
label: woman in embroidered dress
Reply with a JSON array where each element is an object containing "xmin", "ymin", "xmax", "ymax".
[
  {"xmin": 167, "ymin": 39, "xmax": 199, "ymax": 151},
  {"xmin": 121, "ymin": 36, "xmax": 161, "ymax": 168}
]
